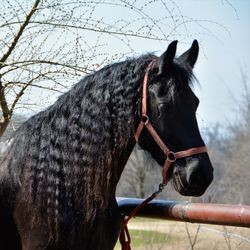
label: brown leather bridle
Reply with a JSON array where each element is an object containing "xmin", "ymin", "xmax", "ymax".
[
  {"xmin": 134, "ymin": 60, "xmax": 207, "ymax": 184},
  {"xmin": 119, "ymin": 60, "xmax": 207, "ymax": 250}
]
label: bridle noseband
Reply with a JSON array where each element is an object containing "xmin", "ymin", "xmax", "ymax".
[{"xmin": 134, "ymin": 60, "xmax": 207, "ymax": 184}]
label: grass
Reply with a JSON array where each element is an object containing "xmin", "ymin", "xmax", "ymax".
[
  {"xmin": 114, "ymin": 228, "xmax": 172, "ymax": 250},
  {"xmin": 114, "ymin": 219, "xmax": 250, "ymax": 250}
]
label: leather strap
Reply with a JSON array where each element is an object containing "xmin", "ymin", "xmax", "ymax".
[{"xmin": 134, "ymin": 60, "xmax": 207, "ymax": 182}]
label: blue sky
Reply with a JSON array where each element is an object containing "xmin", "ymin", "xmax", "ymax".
[
  {"xmin": 98, "ymin": 0, "xmax": 250, "ymax": 130},
  {"xmin": 180, "ymin": 1, "xmax": 250, "ymax": 130},
  {"xmin": 128, "ymin": 0, "xmax": 250, "ymax": 130},
  {"xmin": 18, "ymin": 0, "xmax": 250, "ymax": 133}
]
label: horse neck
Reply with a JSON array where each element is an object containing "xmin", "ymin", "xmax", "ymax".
[{"xmin": 18, "ymin": 57, "xmax": 152, "ymax": 222}]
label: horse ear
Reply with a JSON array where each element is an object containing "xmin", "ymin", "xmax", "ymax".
[
  {"xmin": 178, "ymin": 40, "xmax": 199, "ymax": 68},
  {"xmin": 158, "ymin": 40, "xmax": 178, "ymax": 75}
]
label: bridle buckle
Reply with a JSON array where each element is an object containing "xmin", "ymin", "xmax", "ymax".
[
  {"xmin": 166, "ymin": 151, "xmax": 176, "ymax": 162},
  {"xmin": 141, "ymin": 114, "xmax": 149, "ymax": 125}
]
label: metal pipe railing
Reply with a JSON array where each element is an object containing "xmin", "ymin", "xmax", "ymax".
[{"xmin": 117, "ymin": 198, "xmax": 250, "ymax": 228}]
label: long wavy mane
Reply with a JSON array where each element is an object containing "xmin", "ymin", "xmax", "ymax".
[{"xmin": 1, "ymin": 54, "xmax": 154, "ymax": 239}]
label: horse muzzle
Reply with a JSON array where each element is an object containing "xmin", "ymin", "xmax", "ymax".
[{"xmin": 171, "ymin": 154, "xmax": 214, "ymax": 197}]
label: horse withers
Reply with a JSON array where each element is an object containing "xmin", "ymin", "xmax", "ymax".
[{"xmin": 0, "ymin": 40, "xmax": 213, "ymax": 250}]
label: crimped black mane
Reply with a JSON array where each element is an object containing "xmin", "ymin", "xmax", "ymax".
[
  {"xmin": 0, "ymin": 40, "xmax": 213, "ymax": 250},
  {"xmin": 0, "ymin": 54, "xmax": 155, "ymax": 241},
  {"xmin": 0, "ymin": 40, "xmax": 210, "ymax": 250}
]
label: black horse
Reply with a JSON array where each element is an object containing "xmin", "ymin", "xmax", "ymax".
[{"xmin": 0, "ymin": 40, "xmax": 213, "ymax": 250}]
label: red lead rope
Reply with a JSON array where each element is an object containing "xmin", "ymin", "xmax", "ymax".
[{"xmin": 119, "ymin": 60, "xmax": 207, "ymax": 250}]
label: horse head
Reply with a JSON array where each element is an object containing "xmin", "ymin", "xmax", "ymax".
[{"xmin": 138, "ymin": 40, "xmax": 213, "ymax": 196}]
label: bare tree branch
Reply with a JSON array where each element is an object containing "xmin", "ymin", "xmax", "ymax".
[
  {"xmin": 0, "ymin": 77, "xmax": 11, "ymax": 135},
  {"xmin": 0, "ymin": 0, "xmax": 41, "ymax": 66},
  {"xmin": 0, "ymin": 0, "xmax": 231, "ymax": 137}
]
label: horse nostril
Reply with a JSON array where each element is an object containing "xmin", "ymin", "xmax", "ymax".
[
  {"xmin": 187, "ymin": 171, "xmax": 200, "ymax": 185},
  {"xmin": 173, "ymin": 168, "xmax": 179, "ymax": 178},
  {"xmin": 186, "ymin": 158, "xmax": 200, "ymax": 184}
]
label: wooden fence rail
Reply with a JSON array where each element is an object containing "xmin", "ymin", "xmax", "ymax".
[{"xmin": 117, "ymin": 198, "xmax": 250, "ymax": 228}]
